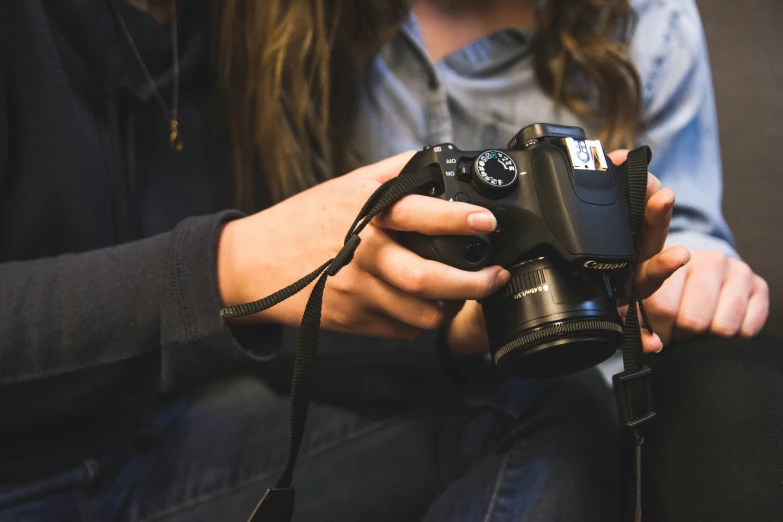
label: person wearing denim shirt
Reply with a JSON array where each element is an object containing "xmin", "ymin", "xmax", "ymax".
[
  {"xmin": 348, "ymin": 0, "xmax": 778, "ymax": 517},
  {"xmin": 351, "ymin": 0, "xmax": 768, "ymax": 353}
]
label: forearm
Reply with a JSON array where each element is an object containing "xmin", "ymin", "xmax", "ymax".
[{"xmin": 0, "ymin": 211, "xmax": 272, "ymax": 394}]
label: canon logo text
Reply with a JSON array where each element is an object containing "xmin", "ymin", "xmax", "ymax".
[{"xmin": 583, "ymin": 260, "xmax": 627, "ymax": 270}]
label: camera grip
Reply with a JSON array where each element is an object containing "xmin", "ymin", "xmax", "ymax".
[{"xmin": 398, "ymin": 232, "xmax": 491, "ymax": 271}]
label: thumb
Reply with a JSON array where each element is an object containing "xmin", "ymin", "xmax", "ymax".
[
  {"xmin": 360, "ymin": 150, "xmax": 418, "ymax": 182},
  {"xmin": 607, "ymin": 149, "xmax": 630, "ymax": 165}
]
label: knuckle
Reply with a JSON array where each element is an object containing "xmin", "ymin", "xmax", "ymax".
[
  {"xmin": 756, "ymin": 276, "xmax": 770, "ymax": 298},
  {"xmin": 384, "ymin": 201, "xmax": 412, "ymax": 228},
  {"xmin": 677, "ymin": 313, "xmax": 710, "ymax": 334},
  {"xmin": 754, "ymin": 303, "xmax": 770, "ymax": 326},
  {"xmin": 733, "ymin": 260, "xmax": 753, "ymax": 281},
  {"xmin": 725, "ymin": 294, "xmax": 749, "ymax": 320},
  {"xmin": 645, "ymin": 295, "xmax": 678, "ymax": 319},
  {"xmin": 739, "ymin": 328, "xmax": 756, "ymax": 339},
  {"xmin": 740, "ymin": 316, "xmax": 764, "ymax": 337},
  {"xmin": 702, "ymin": 251, "xmax": 728, "ymax": 268},
  {"xmin": 419, "ymin": 306, "xmax": 445, "ymax": 330},
  {"xmin": 400, "ymin": 265, "xmax": 429, "ymax": 294},
  {"xmin": 711, "ymin": 318, "xmax": 739, "ymax": 337}
]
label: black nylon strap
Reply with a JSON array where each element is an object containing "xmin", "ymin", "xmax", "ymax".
[
  {"xmin": 622, "ymin": 147, "xmax": 652, "ymax": 259},
  {"xmin": 220, "ymin": 164, "xmax": 443, "ymax": 522},
  {"xmin": 614, "ymin": 146, "xmax": 656, "ymax": 522}
]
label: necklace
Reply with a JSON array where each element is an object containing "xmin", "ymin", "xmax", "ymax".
[{"xmin": 109, "ymin": 0, "xmax": 184, "ymax": 152}]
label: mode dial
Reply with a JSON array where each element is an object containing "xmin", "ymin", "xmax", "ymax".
[{"xmin": 471, "ymin": 150, "xmax": 519, "ymax": 199}]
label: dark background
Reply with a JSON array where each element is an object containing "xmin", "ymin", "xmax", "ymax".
[{"xmin": 696, "ymin": 0, "xmax": 783, "ymax": 336}]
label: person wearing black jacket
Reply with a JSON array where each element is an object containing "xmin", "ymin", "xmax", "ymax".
[{"xmin": 1, "ymin": 1, "xmax": 780, "ymax": 522}]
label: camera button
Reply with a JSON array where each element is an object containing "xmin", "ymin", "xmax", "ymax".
[
  {"xmin": 464, "ymin": 242, "xmax": 487, "ymax": 264},
  {"xmin": 455, "ymin": 192, "xmax": 470, "ymax": 203},
  {"xmin": 457, "ymin": 166, "xmax": 472, "ymax": 182}
]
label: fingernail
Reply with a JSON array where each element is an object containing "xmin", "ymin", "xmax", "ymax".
[
  {"xmin": 654, "ymin": 334, "xmax": 664, "ymax": 353},
  {"xmin": 467, "ymin": 212, "xmax": 497, "ymax": 232}
]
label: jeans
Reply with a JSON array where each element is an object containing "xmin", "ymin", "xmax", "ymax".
[{"xmin": 0, "ymin": 370, "xmax": 618, "ymax": 522}]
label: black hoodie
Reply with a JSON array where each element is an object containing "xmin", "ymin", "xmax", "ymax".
[
  {"xmin": 0, "ymin": 0, "xmax": 273, "ymax": 479},
  {"xmin": 0, "ymin": 0, "xmax": 462, "ymax": 482}
]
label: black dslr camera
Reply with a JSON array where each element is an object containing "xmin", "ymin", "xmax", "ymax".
[{"xmin": 401, "ymin": 123, "xmax": 637, "ymax": 378}]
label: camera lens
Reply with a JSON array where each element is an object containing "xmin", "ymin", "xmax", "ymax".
[{"xmin": 482, "ymin": 257, "xmax": 623, "ymax": 378}]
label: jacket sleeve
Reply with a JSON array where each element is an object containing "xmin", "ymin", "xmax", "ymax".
[
  {"xmin": 0, "ymin": 28, "xmax": 6, "ymax": 194},
  {"xmin": 0, "ymin": 210, "xmax": 276, "ymax": 394},
  {"xmin": 631, "ymin": 0, "xmax": 738, "ymax": 257}
]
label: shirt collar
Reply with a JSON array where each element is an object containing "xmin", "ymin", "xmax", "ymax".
[{"xmin": 399, "ymin": 12, "xmax": 532, "ymax": 79}]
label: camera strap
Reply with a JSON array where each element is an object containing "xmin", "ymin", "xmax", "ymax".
[
  {"xmin": 221, "ymin": 164, "xmax": 444, "ymax": 522},
  {"xmin": 615, "ymin": 145, "xmax": 657, "ymax": 522},
  {"xmin": 220, "ymin": 147, "xmax": 655, "ymax": 522}
]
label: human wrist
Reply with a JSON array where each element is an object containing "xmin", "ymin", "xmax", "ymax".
[
  {"xmin": 216, "ymin": 219, "xmax": 244, "ymax": 308},
  {"xmin": 216, "ymin": 212, "xmax": 286, "ymax": 324}
]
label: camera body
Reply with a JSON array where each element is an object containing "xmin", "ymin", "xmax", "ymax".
[{"xmin": 401, "ymin": 123, "xmax": 637, "ymax": 378}]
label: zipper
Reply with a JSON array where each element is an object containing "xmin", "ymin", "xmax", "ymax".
[{"xmin": 101, "ymin": 88, "xmax": 133, "ymax": 242}]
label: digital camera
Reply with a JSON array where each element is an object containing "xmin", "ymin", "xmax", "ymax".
[{"xmin": 401, "ymin": 123, "xmax": 637, "ymax": 378}]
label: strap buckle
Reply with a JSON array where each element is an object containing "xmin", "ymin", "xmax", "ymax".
[
  {"xmin": 326, "ymin": 235, "xmax": 361, "ymax": 276},
  {"xmin": 613, "ymin": 366, "xmax": 656, "ymax": 430}
]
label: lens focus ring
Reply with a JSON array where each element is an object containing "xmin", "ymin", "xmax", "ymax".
[
  {"xmin": 493, "ymin": 318, "xmax": 623, "ymax": 364},
  {"xmin": 498, "ymin": 268, "xmax": 548, "ymax": 299}
]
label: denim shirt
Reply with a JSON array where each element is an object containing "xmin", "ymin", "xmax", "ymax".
[{"xmin": 350, "ymin": 0, "xmax": 736, "ymax": 257}]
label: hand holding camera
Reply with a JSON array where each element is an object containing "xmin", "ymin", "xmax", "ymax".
[
  {"xmin": 445, "ymin": 150, "xmax": 690, "ymax": 359},
  {"xmin": 219, "ymin": 123, "xmax": 690, "ymax": 377},
  {"xmin": 217, "ymin": 151, "xmax": 510, "ymax": 338}
]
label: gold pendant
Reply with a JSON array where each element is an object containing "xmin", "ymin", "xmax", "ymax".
[{"xmin": 169, "ymin": 120, "xmax": 184, "ymax": 152}]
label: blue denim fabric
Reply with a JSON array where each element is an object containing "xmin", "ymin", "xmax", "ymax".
[
  {"xmin": 0, "ymin": 373, "xmax": 618, "ymax": 522},
  {"xmin": 349, "ymin": 0, "xmax": 735, "ymax": 257}
]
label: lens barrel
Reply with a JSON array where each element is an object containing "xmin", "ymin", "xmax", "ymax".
[{"xmin": 483, "ymin": 257, "xmax": 623, "ymax": 378}]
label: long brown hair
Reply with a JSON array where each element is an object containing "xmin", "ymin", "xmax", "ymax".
[{"xmin": 214, "ymin": 0, "xmax": 642, "ymax": 210}]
